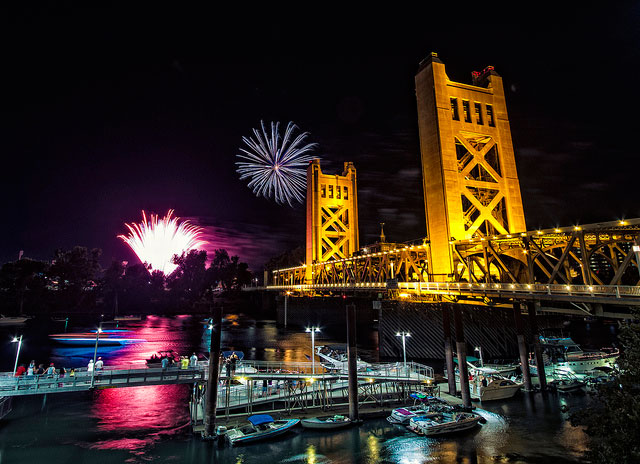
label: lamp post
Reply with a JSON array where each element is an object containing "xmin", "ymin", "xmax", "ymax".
[
  {"xmin": 305, "ymin": 327, "xmax": 321, "ymax": 374},
  {"xmin": 396, "ymin": 331, "xmax": 410, "ymax": 370},
  {"xmin": 91, "ymin": 323, "xmax": 103, "ymax": 388},
  {"xmin": 475, "ymin": 346, "xmax": 484, "ymax": 367},
  {"xmin": 12, "ymin": 335, "xmax": 23, "ymax": 376}
]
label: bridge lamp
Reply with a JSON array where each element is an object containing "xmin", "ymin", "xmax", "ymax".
[
  {"xmin": 396, "ymin": 331, "xmax": 410, "ymax": 369},
  {"xmin": 91, "ymin": 325, "xmax": 103, "ymax": 388},
  {"xmin": 305, "ymin": 327, "xmax": 321, "ymax": 374},
  {"xmin": 474, "ymin": 346, "xmax": 484, "ymax": 367},
  {"xmin": 11, "ymin": 335, "xmax": 23, "ymax": 376}
]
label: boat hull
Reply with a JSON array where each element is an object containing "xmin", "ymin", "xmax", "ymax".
[
  {"xmin": 301, "ymin": 417, "xmax": 352, "ymax": 430},
  {"xmin": 226, "ymin": 419, "xmax": 300, "ymax": 446}
]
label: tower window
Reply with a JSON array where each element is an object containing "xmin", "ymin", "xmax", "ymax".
[
  {"xmin": 344, "ymin": 186, "xmax": 348, "ymax": 199},
  {"xmin": 328, "ymin": 185, "xmax": 333, "ymax": 198},
  {"xmin": 337, "ymin": 184, "xmax": 341, "ymax": 199},
  {"xmin": 474, "ymin": 102, "xmax": 483, "ymax": 125},
  {"xmin": 450, "ymin": 98, "xmax": 459, "ymax": 120},
  {"xmin": 321, "ymin": 184, "xmax": 326, "ymax": 198},
  {"xmin": 462, "ymin": 100, "xmax": 471, "ymax": 123},
  {"xmin": 487, "ymin": 104, "xmax": 495, "ymax": 127}
]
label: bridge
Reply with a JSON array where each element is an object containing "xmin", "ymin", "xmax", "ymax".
[
  {"xmin": 250, "ymin": 54, "xmax": 640, "ymax": 406},
  {"xmin": 258, "ymin": 54, "xmax": 639, "ymax": 317},
  {"xmin": 0, "ymin": 361, "xmax": 433, "ymax": 416}
]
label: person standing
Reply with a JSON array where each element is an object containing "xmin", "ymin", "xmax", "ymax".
[
  {"xmin": 230, "ymin": 353, "xmax": 238, "ymax": 376},
  {"xmin": 27, "ymin": 360, "xmax": 35, "ymax": 376},
  {"xmin": 189, "ymin": 353, "xmax": 198, "ymax": 368},
  {"xmin": 161, "ymin": 357, "xmax": 169, "ymax": 370},
  {"xmin": 95, "ymin": 357, "xmax": 104, "ymax": 371},
  {"xmin": 46, "ymin": 363, "xmax": 56, "ymax": 377},
  {"xmin": 15, "ymin": 365, "xmax": 26, "ymax": 376},
  {"xmin": 87, "ymin": 359, "xmax": 94, "ymax": 373},
  {"xmin": 180, "ymin": 356, "xmax": 189, "ymax": 369}
]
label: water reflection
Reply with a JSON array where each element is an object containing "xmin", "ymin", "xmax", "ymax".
[{"xmin": 0, "ymin": 314, "xmax": 590, "ymax": 464}]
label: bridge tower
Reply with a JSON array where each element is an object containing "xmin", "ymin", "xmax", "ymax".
[
  {"xmin": 306, "ymin": 159, "xmax": 359, "ymax": 282},
  {"xmin": 415, "ymin": 53, "xmax": 527, "ymax": 280}
]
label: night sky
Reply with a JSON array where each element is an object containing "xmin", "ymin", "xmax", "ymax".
[{"xmin": 2, "ymin": 5, "xmax": 639, "ymax": 271}]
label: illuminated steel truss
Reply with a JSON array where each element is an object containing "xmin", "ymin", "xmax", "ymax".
[
  {"xmin": 269, "ymin": 219, "xmax": 640, "ymax": 307},
  {"xmin": 452, "ymin": 219, "xmax": 640, "ymax": 287}
]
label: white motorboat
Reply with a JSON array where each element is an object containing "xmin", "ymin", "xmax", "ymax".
[
  {"xmin": 530, "ymin": 337, "xmax": 618, "ymax": 375},
  {"xmin": 551, "ymin": 371, "xmax": 586, "ymax": 393},
  {"xmin": 0, "ymin": 314, "xmax": 31, "ymax": 325},
  {"xmin": 468, "ymin": 367, "xmax": 522, "ymax": 401},
  {"xmin": 301, "ymin": 415, "xmax": 352, "ymax": 430},
  {"xmin": 316, "ymin": 345, "xmax": 370, "ymax": 372},
  {"xmin": 407, "ymin": 411, "xmax": 482, "ymax": 436}
]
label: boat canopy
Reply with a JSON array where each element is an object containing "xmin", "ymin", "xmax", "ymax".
[
  {"xmin": 453, "ymin": 356, "xmax": 479, "ymax": 363},
  {"xmin": 222, "ymin": 351, "xmax": 245, "ymax": 360},
  {"xmin": 248, "ymin": 414, "xmax": 274, "ymax": 426}
]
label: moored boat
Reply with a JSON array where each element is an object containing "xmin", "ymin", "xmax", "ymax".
[
  {"xmin": 0, "ymin": 314, "xmax": 31, "ymax": 325},
  {"xmin": 225, "ymin": 414, "xmax": 299, "ymax": 446},
  {"xmin": 387, "ymin": 394, "xmax": 452, "ymax": 425},
  {"xmin": 301, "ymin": 415, "xmax": 352, "ymax": 430},
  {"xmin": 407, "ymin": 411, "xmax": 482, "ymax": 436}
]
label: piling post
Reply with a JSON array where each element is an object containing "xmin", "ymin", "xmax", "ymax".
[
  {"xmin": 346, "ymin": 303, "xmax": 359, "ymax": 422},
  {"xmin": 453, "ymin": 304, "xmax": 471, "ymax": 408},
  {"xmin": 513, "ymin": 302, "xmax": 532, "ymax": 391},
  {"xmin": 442, "ymin": 304, "xmax": 456, "ymax": 396},
  {"xmin": 527, "ymin": 301, "xmax": 547, "ymax": 390},
  {"xmin": 203, "ymin": 304, "xmax": 223, "ymax": 439}
]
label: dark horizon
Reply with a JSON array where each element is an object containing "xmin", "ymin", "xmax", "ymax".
[{"xmin": 2, "ymin": 5, "xmax": 639, "ymax": 271}]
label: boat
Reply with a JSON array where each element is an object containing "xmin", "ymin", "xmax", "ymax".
[
  {"xmin": 0, "ymin": 314, "xmax": 31, "ymax": 325},
  {"xmin": 552, "ymin": 371, "xmax": 586, "ymax": 393},
  {"xmin": 407, "ymin": 411, "xmax": 482, "ymax": 436},
  {"xmin": 530, "ymin": 336, "xmax": 618, "ymax": 376},
  {"xmin": 49, "ymin": 332, "xmax": 144, "ymax": 346},
  {"xmin": 316, "ymin": 345, "xmax": 371, "ymax": 372},
  {"xmin": 467, "ymin": 367, "xmax": 522, "ymax": 401},
  {"xmin": 224, "ymin": 414, "xmax": 299, "ymax": 446},
  {"xmin": 301, "ymin": 415, "xmax": 352, "ymax": 430},
  {"xmin": 113, "ymin": 315, "xmax": 142, "ymax": 321},
  {"xmin": 387, "ymin": 394, "xmax": 453, "ymax": 425}
]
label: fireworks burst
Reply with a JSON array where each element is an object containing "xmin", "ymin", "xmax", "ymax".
[
  {"xmin": 118, "ymin": 210, "xmax": 206, "ymax": 275},
  {"xmin": 236, "ymin": 120, "xmax": 318, "ymax": 206}
]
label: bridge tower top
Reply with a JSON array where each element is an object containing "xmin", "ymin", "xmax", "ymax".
[
  {"xmin": 306, "ymin": 159, "xmax": 359, "ymax": 282},
  {"xmin": 416, "ymin": 52, "xmax": 527, "ymax": 280}
]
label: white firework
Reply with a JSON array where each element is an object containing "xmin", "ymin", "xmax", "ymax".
[{"xmin": 236, "ymin": 121, "xmax": 318, "ymax": 206}]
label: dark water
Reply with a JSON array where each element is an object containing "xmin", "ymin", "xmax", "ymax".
[{"xmin": 0, "ymin": 313, "xmax": 591, "ymax": 463}]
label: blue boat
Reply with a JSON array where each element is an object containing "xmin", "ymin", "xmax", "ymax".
[{"xmin": 224, "ymin": 414, "xmax": 299, "ymax": 446}]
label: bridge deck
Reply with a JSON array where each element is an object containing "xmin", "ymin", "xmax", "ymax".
[{"xmin": 0, "ymin": 360, "xmax": 434, "ymax": 413}]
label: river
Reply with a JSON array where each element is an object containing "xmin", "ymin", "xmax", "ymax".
[{"xmin": 0, "ymin": 311, "xmax": 590, "ymax": 463}]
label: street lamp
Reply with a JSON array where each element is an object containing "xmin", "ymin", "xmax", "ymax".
[
  {"xmin": 305, "ymin": 327, "xmax": 321, "ymax": 374},
  {"xmin": 396, "ymin": 331, "xmax": 411, "ymax": 369},
  {"xmin": 12, "ymin": 335, "xmax": 23, "ymax": 376},
  {"xmin": 91, "ymin": 324, "xmax": 103, "ymax": 388},
  {"xmin": 475, "ymin": 346, "xmax": 484, "ymax": 367}
]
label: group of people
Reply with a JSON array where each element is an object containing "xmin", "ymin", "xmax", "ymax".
[
  {"xmin": 14, "ymin": 360, "xmax": 75, "ymax": 378},
  {"xmin": 160, "ymin": 353, "xmax": 199, "ymax": 370}
]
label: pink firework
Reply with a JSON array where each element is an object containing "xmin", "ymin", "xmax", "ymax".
[{"xmin": 118, "ymin": 210, "xmax": 206, "ymax": 275}]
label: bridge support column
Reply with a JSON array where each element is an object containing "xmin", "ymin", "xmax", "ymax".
[
  {"xmin": 204, "ymin": 305, "xmax": 223, "ymax": 439},
  {"xmin": 527, "ymin": 301, "xmax": 547, "ymax": 390},
  {"xmin": 346, "ymin": 303, "xmax": 359, "ymax": 422},
  {"xmin": 442, "ymin": 304, "xmax": 456, "ymax": 396},
  {"xmin": 512, "ymin": 302, "xmax": 532, "ymax": 392},
  {"xmin": 453, "ymin": 305, "xmax": 471, "ymax": 408}
]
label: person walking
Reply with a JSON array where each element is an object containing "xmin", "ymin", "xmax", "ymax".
[
  {"xmin": 95, "ymin": 357, "xmax": 104, "ymax": 371},
  {"xmin": 189, "ymin": 353, "xmax": 198, "ymax": 368}
]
